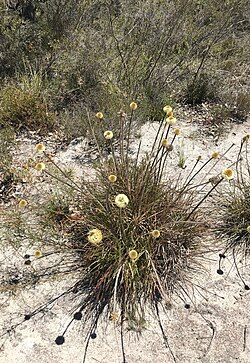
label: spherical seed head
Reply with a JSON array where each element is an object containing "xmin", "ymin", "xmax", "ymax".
[
  {"xmin": 243, "ymin": 134, "xmax": 250, "ymax": 142},
  {"xmin": 24, "ymin": 314, "xmax": 31, "ymax": 320},
  {"xmin": 108, "ymin": 174, "xmax": 117, "ymax": 183},
  {"xmin": 161, "ymin": 138, "xmax": 168, "ymax": 147},
  {"xmin": 115, "ymin": 193, "xmax": 129, "ymax": 208},
  {"xmin": 19, "ymin": 199, "xmax": 28, "ymax": 208},
  {"xmin": 73, "ymin": 312, "xmax": 82, "ymax": 320},
  {"xmin": 55, "ymin": 336, "xmax": 65, "ymax": 345},
  {"xmin": 128, "ymin": 249, "xmax": 138, "ymax": 260},
  {"xmin": 163, "ymin": 105, "xmax": 173, "ymax": 115},
  {"xmin": 36, "ymin": 143, "xmax": 45, "ymax": 152},
  {"xmin": 166, "ymin": 116, "xmax": 177, "ymax": 126},
  {"xmin": 221, "ymin": 168, "xmax": 234, "ymax": 181},
  {"xmin": 247, "ymin": 226, "xmax": 250, "ymax": 233},
  {"xmin": 165, "ymin": 144, "xmax": 174, "ymax": 152},
  {"xmin": 104, "ymin": 130, "xmax": 113, "ymax": 140},
  {"xmin": 24, "ymin": 260, "xmax": 31, "ymax": 265},
  {"xmin": 95, "ymin": 112, "xmax": 104, "ymax": 119},
  {"xmin": 151, "ymin": 229, "xmax": 161, "ymax": 238},
  {"xmin": 211, "ymin": 151, "xmax": 220, "ymax": 159},
  {"xmin": 34, "ymin": 250, "xmax": 42, "ymax": 258},
  {"xmin": 130, "ymin": 101, "xmax": 138, "ymax": 110},
  {"xmin": 90, "ymin": 332, "xmax": 97, "ymax": 339},
  {"xmin": 35, "ymin": 162, "xmax": 45, "ymax": 171},
  {"xmin": 87, "ymin": 228, "xmax": 103, "ymax": 245},
  {"xmin": 174, "ymin": 128, "xmax": 181, "ymax": 136},
  {"xmin": 217, "ymin": 269, "xmax": 224, "ymax": 275}
]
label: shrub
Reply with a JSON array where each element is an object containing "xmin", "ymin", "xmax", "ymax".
[{"xmin": 0, "ymin": 84, "xmax": 55, "ymax": 132}]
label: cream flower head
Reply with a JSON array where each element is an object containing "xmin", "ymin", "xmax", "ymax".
[
  {"xmin": 174, "ymin": 128, "xmax": 181, "ymax": 136},
  {"xmin": 36, "ymin": 143, "xmax": 45, "ymax": 152},
  {"xmin": 166, "ymin": 116, "xmax": 177, "ymax": 126},
  {"xmin": 246, "ymin": 226, "xmax": 250, "ymax": 233},
  {"xmin": 104, "ymin": 130, "xmax": 113, "ymax": 140},
  {"xmin": 130, "ymin": 101, "xmax": 138, "ymax": 110},
  {"xmin": 95, "ymin": 112, "xmax": 104, "ymax": 119},
  {"xmin": 151, "ymin": 229, "xmax": 161, "ymax": 238},
  {"xmin": 87, "ymin": 228, "xmax": 103, "ymax": 245},
  {"xmin": 18, "ymin": 199, "xmax": 28, "ymax": 208},
  {"xmin": 161, "ymin": 138, "xmax": 168, "ymax": 147},
  {"xmin": 115, "ymin": 194, "xmax": 129, "ymax": 208},
  {"xmin": 34, "ymin": 250, "xmax": 43, "ymax": 258},
  {"xmin": 163, "ymin": 105, "xmax": 173, "ymax": 115},
  {"xmin": 222, "ymin": 168, "xmax": 234, "ymax": 181},
  {"xmin": 35, "ymin": 162, "xmax": 45, "ymax": 171},
  {"xmin": 108, "ymin": 174, "xmax": 117, "ymax": 183},
  {"xmin": 211, "ymin": 151, "xmax": 220, "ymax": 159},
  {"xmin": 128, "ymin": 249, "xmax": 138, "ymax": 261}
]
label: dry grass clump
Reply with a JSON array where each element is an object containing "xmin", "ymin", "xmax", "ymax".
[{"xmin": 216, "ymin": 136, "xmax": 250, "ymax": 257}]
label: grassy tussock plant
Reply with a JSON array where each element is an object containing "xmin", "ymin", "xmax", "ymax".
[
  {"xmin": 216, "ymin": 135, "xmax": 250, "ymax": 287},
  {"xmin": 1, "ymin": 102, "xmax": 237, "ymax": 361}
]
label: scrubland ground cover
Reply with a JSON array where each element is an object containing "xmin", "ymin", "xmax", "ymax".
[{"xmin": 0, "ymin": 1, "xmax": 250, "ymax": 362}]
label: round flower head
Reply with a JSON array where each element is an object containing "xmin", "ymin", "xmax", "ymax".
[
  {"xmin": 166, "ymin": 116, "xmax": 177, "ymax": 126},
  {"xmin": 36, "ymin": 143, "xmax": 45, "ymax": 152},
  {"xmin": 243, "ymin": 134, "xmax": 250, "ymax": 142},
  {"xmin": 163, "ymin": 105, "xmax": 173, "ymax": 115},
  {"xmin": 222, "ymin": 168, "xmax": 234, "ymax": 181},
  {"xmin": 87, "ymin": 228, "xmax": 103, "ymax": 245},
  {"xmin": 19, "ymin": 199, "xmax": 28, "ymax": 208},
  {"xmin": 174, "ymin": 128, "xmax": 181, "ymax": 136},
  {"xmin": 161, "ymin": 138, "xmax": 168, "ymax": 147},
  {"xmin": 35, "ymin": 162, "xmax": 45, "ymax": 171},
  {"xmin": 104, "ymin": 130, "xmax": 113, "ymax": 140},
  {"xmin": 108, "ymin": 174, "xmax": 117, "ymax": 183},
  {"xmin": 130, "ymin": 101, "xmax": 138, "ymax": 110},
  {"xmin": 95, "ymin": 112, "xmax": 104, "ymax": 119},
  {"xmin": 34, "ymin": 250, "xmax": 42, "ymax": 258},
  {"xmin": 211, "ymin": 151, "xmax": 220, "ymax": 159},
  {"xmin": 247, "ymin": 226, "xmax": 250, "ymax": 233},
  {"xmin": 115, "ymin": 194, "xmax": 129, "ymax": 208},
  {"xmin": 129, "ymin": 249, "xmax": 138, "ymax": 261},
  {"xmin": 151, "ymin": 229, "xmax": 161, "ymax": 238}
]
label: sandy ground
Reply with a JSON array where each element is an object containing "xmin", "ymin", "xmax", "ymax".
[{"xmin": 1, "ymin": 112, "xmax": 250, "ymax": 363}]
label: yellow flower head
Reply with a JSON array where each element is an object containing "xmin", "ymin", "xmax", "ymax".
[
  {"xmin": 222, "ymin": 168, "xmax": 234, "ymax": 181},
  {"xmin": 115, "ymin": 193, "xmax": 129, "ymax": 208},
  {"xmin": 130, "ymin": 101, "xmax": 138, "ymax": 110},
  {"xmin": 104, "ymin": 130, "xmax": 113, "ymax": 140},
  {"xmin": 36, "ymin": 143, "xmax": 45, "ymax": 152},
  {"xmin": 18, "ymin": 199, "xmax": 28, "ymax": 208},
  {"xmin": 163, "ymin": 105, "xmax": 173, "ymax": 115},
  {"xmin": 95, "ymin": 112, "xmax": 104, "ymax": 119},
  {"xmin": 243, "ymin": 134, "xmax": 250, "ymax": 142},
  {"xmin": 129, "ymin": 249, "xmax": 138, "ymax": 261},
  {"xmin": 108, "ymin": 174, "xmax": 117, "ymax": 183},
  {"xmin": 161, "ymin": 138, "xmax": 168, "ymax": 147},
  {"xmin": 246, "ymin": 226, "xmax": 250, "ymax": 233},
  {"xmin": 34, "ymin": 250, "xmax": 43, "ymax": 258},
  {"xmin": 151, "ymin": 229, "xmax": 161, "ymax": 238},
  {"xmin": 166, "ymin": 116, "xmax": 177, "ymax": 126},
  {"xmin": 35, "ymin": 162, "xmax": 45, "ymax": 171},
  {"xmin": 211, "ymin": 151, "xmax": 220, "ymax": 159},
  {"xmin": 87, "ymin": 228, "xmax": 103, "ymax": 245},
  {"xmin": 174, "ymin": 128, "xmax": 181, "ymax": 136},
  {"xmin": 110, "ymin": 312, "xmax": 119, "ymax": 321}
]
